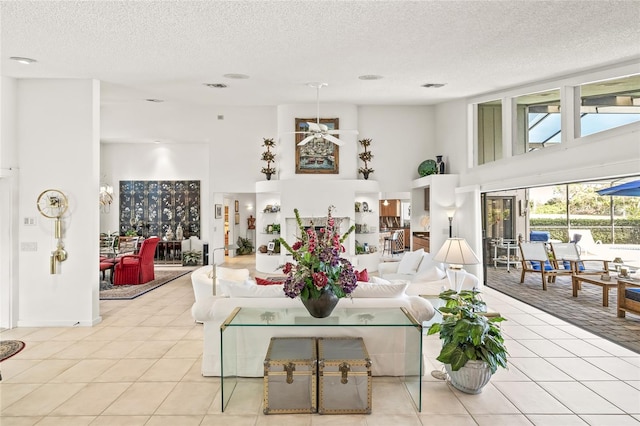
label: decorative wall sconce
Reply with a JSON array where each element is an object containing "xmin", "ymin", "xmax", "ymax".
[
  {"xmin": 36, "ymin": 189, "xmax": 69, "ymax": 274},
  {"xmin": 99, "ymin": 183, "xmax": 113, "ymax": 213}
]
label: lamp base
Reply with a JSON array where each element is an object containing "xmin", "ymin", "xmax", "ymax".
[{"xmin": 446, "ymin": 266, "xmax": 466, "ymax": 293}]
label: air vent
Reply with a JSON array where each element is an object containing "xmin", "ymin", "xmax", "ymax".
[
  {"xmin": 223, "ymin": 73, "xmax": 249, "ymax": 79},
  {"xmin": 358, "ymin": 75, "xmax": 383, "ymax": 80},
  {"xmin": 145, "ymin": 98, "xmax": 164, "ymax": 103},
  {"xmin": 204, "ymin": 83, "xmax": 228, "ymax": 89},
  {"xmin": 421, "ymin": 83, "xmax": 446, "ymax": 88}
]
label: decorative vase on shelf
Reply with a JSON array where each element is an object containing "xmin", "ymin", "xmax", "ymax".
[
  {"xmin": 265, "ymin": 173, "xmax": 272, "ymax": 181},
  {"xmin": 301, "ymin": 287, "xmax": 339, "ymax": 318},
  {"xmin": 436, "ymin": 155, "xmax": 445, "ymax": 174}
]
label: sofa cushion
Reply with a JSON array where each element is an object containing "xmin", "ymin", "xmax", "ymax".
[
  {"xmin": 351, "ymin": 280, "xmax": 409, "ymax": 298},
  {"xmin": 224, "ymin": 279, "xmax": 286, "ymax": 298},
  {"xmin": 209, "ymin": 266, "xmax": 251, "ymax": 282},
  {"xmin": 396, "ymin": 249, "xmax": 424, "ymax": 274},
  {"xmin": 369, "ymin": 276, "xmax": 391, "ymax": 285}
]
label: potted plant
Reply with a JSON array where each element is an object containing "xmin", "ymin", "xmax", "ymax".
[
  {"xmin": 427, "ymin": 289, "xmax": 508, "ymax": 394},
  {"xmin": 236, "ymin": 236, "xmax": 254, "ymax": 255},
  {"xmin": 261, "ymin": 137, "xmax": 276, "ymax": 180},
  {"xmin": 358, "ymin": 138, "xmax": 374, "ymax": 180},
  {"xmin": 182, "ymin": 250, "xmax": 202, "ymax": 266}
]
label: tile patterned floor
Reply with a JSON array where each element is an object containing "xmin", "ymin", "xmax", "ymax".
[{"xmin": 1, "ymin": 256, "xmax": 639, "ymax": 425}]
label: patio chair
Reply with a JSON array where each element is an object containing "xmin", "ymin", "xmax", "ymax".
[
  {"xmin": 518, "ymin": 242, "xmax": 573, "ymax": 290},
  {"xmin": 550, "ymin": 242, "xmax": 609, "ymax": 276},
  {"xmin": 569, "ymin": 229, "xmax": 602, "ymax": 256}
]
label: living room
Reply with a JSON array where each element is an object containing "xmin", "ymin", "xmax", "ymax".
[{"xmin": 1, "ymin": 2, "xmax": 640, "ymax": 423}]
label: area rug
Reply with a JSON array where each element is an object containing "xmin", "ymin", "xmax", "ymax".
[
  {"xmin": 0, "ymin": 340, "xmax": 25, "ymax": 362},
  {"xmin": 100, "ymin": 269, "xmax": 192, "ymax": 300},
  {"xmin": 486, "ymin": 270, "xmax": 640, "ymax": 354}
]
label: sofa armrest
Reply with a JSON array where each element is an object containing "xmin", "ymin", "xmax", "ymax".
[
  {"xmin": 191, "ymin": 296, "xmax": 227, "ymax": 323},
  {"xmin": 378, "ymin": 261, "xmax": 400, "ymax": 277}
]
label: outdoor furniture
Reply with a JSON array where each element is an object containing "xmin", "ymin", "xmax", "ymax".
[
  {"xmin": 568, "ymin": 229, "xmax": 602, "ymax": 255},
  {"xmin": 617, "ymin": 277, "xmax": 640, "ymax": 318},
  {"xmin": 518, "ymin": 242, "xmax": 573, "ymax": 291},
  {"xmin": 550, "ymin": 242, "xmax": 609, "ymax": 276},
  {"xmin": 572, "ymin": 273, "xmax": 619, "ymax": 307},
  {"xmin": 113, "ymin": 237, "xmax": 160, "ymax": 285}
]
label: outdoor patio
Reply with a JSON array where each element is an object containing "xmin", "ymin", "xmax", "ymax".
[{"xmin": 486, "ymin": 264, "xmax": 640, "ymax": 354}]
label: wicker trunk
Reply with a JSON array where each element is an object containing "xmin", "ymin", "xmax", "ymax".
[
  {"xmin": 317, "ymin": 337, "xmax": 372, "ymax": 414},
  {"xmin": 263, "ymin": 337, "xmax": 317, "ymax": 414}
]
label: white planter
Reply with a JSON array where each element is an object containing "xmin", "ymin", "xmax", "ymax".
[{"xmin": 445, "ymin": 360, "xmax": 492, "ymax": 394}]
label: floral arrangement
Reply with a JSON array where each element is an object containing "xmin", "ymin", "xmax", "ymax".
[{"xmin": 279, "ymin": 205, "xmax": 358, "ymax": 300}]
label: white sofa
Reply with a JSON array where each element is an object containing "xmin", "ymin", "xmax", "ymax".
[
  {"xmin": 190, "ymin": 265, "xmax": 251, "ymax": 301},
  {"xmin": 190, "ymin": 278, "xmax": 436, "ymax": 377},
  {"xmin": 378, "ymin": 249, "xmax": 482, "ymax": 294}
]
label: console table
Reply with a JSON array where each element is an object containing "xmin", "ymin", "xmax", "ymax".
[{"xmin": 219, "ymin": 307, "xmax": 424, "ymax": 412}]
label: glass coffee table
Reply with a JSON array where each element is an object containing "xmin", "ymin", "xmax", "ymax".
[{"xmin": 219, "ymin": 307, "xmax": 424, "ymax": 412}]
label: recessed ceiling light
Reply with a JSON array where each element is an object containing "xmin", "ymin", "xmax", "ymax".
[
  {"xmin": 223, "ymin": 73, "xmax": 250, "ymax": 79},
  {"xmin": 203, "ymin": 83, "xmax": 228, "ymax": 88},
  {"xmin": 145, "ymin": 98, "xmax": 164, "ymax": 103},
  {"xmin": 358, "ymin": 75, "xmax": 383, "ymax": 80},
  {"xmin": 421, "ymin": 83, "xmax": 446, "ymax": 88},
  {"xmin": 10, "ymin": 56, "xmax": 37, "ymax": 65}
]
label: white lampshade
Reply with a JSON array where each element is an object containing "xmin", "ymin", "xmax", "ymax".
[{"xmin": 433, "ymin": 237, "xmax": 480, "ymax": 267}]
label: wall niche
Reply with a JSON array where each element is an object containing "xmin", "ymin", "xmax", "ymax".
[{"xmin": 119, "ymin": 180, "xmax": 200, "ymax": 239}]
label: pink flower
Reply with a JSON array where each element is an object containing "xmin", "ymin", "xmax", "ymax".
[
  {"xmin": 292, "ymin": 241, "xmax": 302, "ymax": 250},
  {"xmin": 282, "ymin": 262, "xmax": 293, "ymax": 274}
]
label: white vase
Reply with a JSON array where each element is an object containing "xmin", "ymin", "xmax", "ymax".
[
  {"xmin": 176, "ymin": 224, "xmax": 183, "ymax": 240},
  {"xmin": 445, "ymin": 360, "xmax": 492, "ymax": 394}
]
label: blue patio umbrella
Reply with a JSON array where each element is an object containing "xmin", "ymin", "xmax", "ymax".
[{"xmin": 597, "ymin": 180, "xmax": 640, "ymax": 197}]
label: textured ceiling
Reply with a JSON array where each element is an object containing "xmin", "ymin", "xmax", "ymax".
[{"xmin": 2, "ymin": 1, "xmax": 640, "ymax": 107}]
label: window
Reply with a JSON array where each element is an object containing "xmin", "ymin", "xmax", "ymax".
[
  {"xmin": 514, "ymin": 88, "xmax": 561, "ymax": 155},
  {"xmin": 477, "ymin": 100, "xmax": 502, "ymax": 165},
  {"xmin": 579, "ymin": 74, "xmax": 640, "ymax": 137}
]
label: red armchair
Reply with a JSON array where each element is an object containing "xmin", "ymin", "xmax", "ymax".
[{"xmin": 113, "ymin": 237, "xmax": 160, "ymax": 285}]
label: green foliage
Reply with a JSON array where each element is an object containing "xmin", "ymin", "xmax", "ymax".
[
  {"xmin": 182, "ymin": 250, "xmax": 202, "ymax": 266},
  {"xmin": 427, "ymin": 290, "xmax": 508, "ymax": 374},
  {"xmin": 530, "ymin": 218, "xmax": 640, "ymax": 244},
  {"xmin": 236, "ymin": 236, "xmax": 254, "ymax": 255}
]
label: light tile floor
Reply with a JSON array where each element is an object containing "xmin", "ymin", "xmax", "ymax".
[{"xmin": 1, "ymin": 257, "xmax": 639, "ymax": 425}]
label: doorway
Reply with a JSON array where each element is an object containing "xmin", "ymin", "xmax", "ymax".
[{"xmin": 483, "ymin": 196, "xmax": 515, "ymax": 240}]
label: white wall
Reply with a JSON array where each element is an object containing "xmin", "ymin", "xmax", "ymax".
[
  {"xmin": 0, "ymin": 77, "xmax": 19, "ymax": 329},
  {"xmin": 17, "ymin": 79, "xmax": 101, "ymax": 327},
  {"xmin": 99, "ymin": 142, "xmax": 210, "ymax": 237},
  {"xmin": 359, "ymin": 106, "xmax": 435, "ymax": 193}
]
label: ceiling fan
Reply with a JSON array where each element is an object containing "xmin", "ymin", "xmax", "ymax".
[{"xmin": 294, "ymin": 83, "xmax": 358, "ymax": 146}]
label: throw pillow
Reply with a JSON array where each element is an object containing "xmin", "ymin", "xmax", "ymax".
[
  {"xmin": 416, "ymin": 252, "xmax": 438, "ymax": 274},
  {"xmin": 255, "ymin": 276, "xmax": 285, "ymax": 286},
  {"xmin": 351, "ymin": 281, "xmax": 409, "ymax": 298},
  {"xmin": 396, "ymin": 249, "xmax": 425, "ymax": 274},
  {"xmin": 226, "ymin": 279, "xmax": 286, "ymax": 298},
  {"xmin": 216, "ymin": 267, "xmax": 251, "ymax": 282},
  {"xmin": 355, "ymin": 269, "xmax": 369, "ymax": 282},
  {"xmin": 369, "ymin": 276, "xmax": 391, "ymax": 285},
  {"xmin": 413, "ymin": 265, "xmax": 446, "ymax": 283}
]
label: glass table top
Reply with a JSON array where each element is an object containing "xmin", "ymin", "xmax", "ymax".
[{"xmin": 221, "ymin": 307, "xmax": 419, "ymax": 327}]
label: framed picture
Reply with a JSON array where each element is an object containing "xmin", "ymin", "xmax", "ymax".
[
  {"xmin": 267, "ymin": 241, "xmax": 275, "ymax": 253},
  {"xmin": 234, "ymin": 212, "xmax": 240, "ymax": 225},
  {"xmin": 235, "ymin": 200, "xmax": 239, "ymax": 212},
  {"xmin": 215, "ymin": 204, "xmax": 222, "ymax": 219},
  {"xmin": 295, "ymin": 117, "xmax": 339, "ymax": 174}
]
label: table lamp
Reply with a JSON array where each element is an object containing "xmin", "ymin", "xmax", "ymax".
[{"xmin": 433, "ymin": 237, "xmax": 480, "ymax": 292}]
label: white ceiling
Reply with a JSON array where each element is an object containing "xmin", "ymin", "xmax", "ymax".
[{"xmin": 2, "ymin": 1, "xmax": 640, "ymax": 108}]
